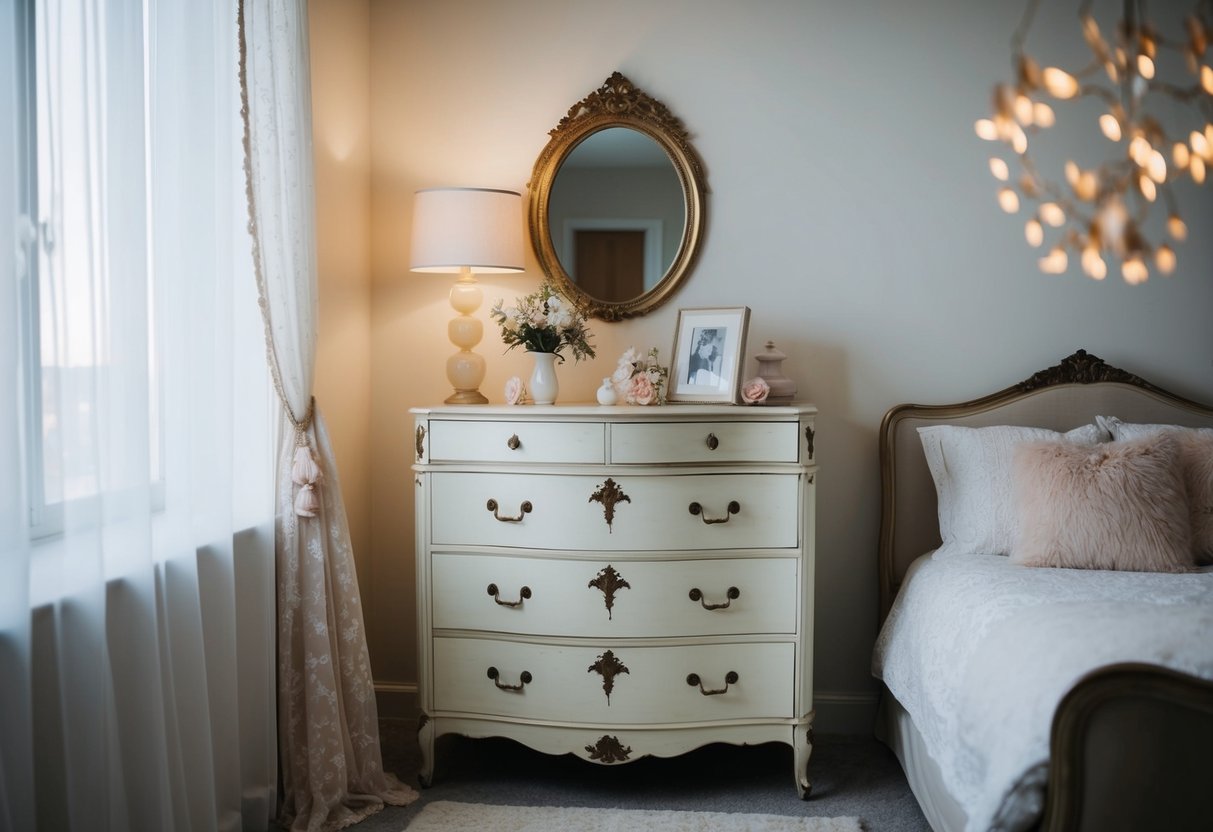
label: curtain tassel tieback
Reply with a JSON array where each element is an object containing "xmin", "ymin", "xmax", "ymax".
[{"xmin": 292, "ymin": 445, "xmax": 322, "ymax": 517}]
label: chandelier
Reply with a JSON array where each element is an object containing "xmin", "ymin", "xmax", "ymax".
[{"xmin": 976, "ymin": 0, "xmax": 1212, "ymax": 283}]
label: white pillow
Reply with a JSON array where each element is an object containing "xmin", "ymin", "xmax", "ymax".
[
  {"xmin": 1097, "ymin": 416, "xmax": 1213, "ymax": 563},
  {"xmin": 918, "ymin": 423, "xmax": 1107, "ymax": 557}
]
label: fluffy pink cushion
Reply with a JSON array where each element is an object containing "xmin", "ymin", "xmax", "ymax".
[
  {"xmin": 1009, "ymin": 434, "xmax": 1194, "ymax": 572},
  {"xmin": 1174, "ymin": 431, "xmax": 1213, "ymax": 564}
]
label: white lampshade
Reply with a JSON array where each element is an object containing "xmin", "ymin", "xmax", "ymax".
[{"xmin": 409, "ymin": 187, "xmax": 525, "ymax": 274}]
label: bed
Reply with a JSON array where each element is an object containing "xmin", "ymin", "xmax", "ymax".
[{"xmin": 871, "ymin": 349, "xmax": 1213, "ymax": 832}]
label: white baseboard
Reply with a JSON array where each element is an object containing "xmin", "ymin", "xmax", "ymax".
[{"xmin": 376, "ymin": 682, "xmax": 878, "ymax": 737}]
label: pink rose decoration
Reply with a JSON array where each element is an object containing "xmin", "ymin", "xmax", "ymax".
[
  {"xmin": 740, "ymin": 377, "xmax": 770, "ymax": 405},
  {"xmin": 504, "ymin": 376, "xmax": 526, "ymax": 405},
  {"xmin": 630, "ymin": 374, "xmax": 657, "ymax": 406}
]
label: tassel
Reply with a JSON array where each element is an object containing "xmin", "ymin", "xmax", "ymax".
[
  {"xmin": 294, "ymin": 483, "xmax": 319, "ymax": 517},
  {"xmin": 292, "ymin": 446, "xmax": 322, "ymax": 485}
]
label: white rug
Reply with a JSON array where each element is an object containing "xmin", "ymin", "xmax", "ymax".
[{"xmin": 404, "ymin": 800, "xmax": 864, "ymax": 831}]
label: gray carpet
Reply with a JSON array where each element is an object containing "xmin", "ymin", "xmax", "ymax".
[{"xmin": 344, "ymin": 718, "xmax": 932, "ymax": 831}]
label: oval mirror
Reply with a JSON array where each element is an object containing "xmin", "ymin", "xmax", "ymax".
[{"xmin": 529, "ymin": 73, "xmax": 707, "ymax": 321}]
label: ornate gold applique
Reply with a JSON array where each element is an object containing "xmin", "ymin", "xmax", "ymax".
[
  {"xmin": 588, "ymin": 565, "xmax": 630, "ymax": 620},
  {"xmin": 584, "ymin": 734, "xmax": 632, "ymax": 763},
  {"xmin": 588, "ymin": 649, "xmax": 629, "ymax": 704},
  {"xmin": 589, "ymin": 477, "xmax": 631, "ymax": 532}
]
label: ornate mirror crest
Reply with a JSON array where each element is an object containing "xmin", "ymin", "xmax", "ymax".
[{"xmin": 528, "ymin": 72, "xmax": 708, "ymax": 321}]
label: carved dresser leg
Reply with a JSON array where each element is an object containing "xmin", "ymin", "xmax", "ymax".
[
  {"xmin": 417, "ymin": 712, "xmax": 435, "ymax": 788},
  {"xmin": 794, "ymin": 724, "xmax": 815, "ymax": 799}
]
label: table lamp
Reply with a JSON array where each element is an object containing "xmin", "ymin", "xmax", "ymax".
[{"xmin": 410, "ymin": 187, "xmax": 525, "ymax": 404}]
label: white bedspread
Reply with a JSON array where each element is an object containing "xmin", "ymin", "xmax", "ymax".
[{"xmin": 872, "ymin": 553, "xmax": 1213, "ymax": 832}]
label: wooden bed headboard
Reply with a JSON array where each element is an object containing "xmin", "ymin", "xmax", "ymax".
[{"xmin": 877, "ymin": 349, "xmax": 1213, "ymax": 624}]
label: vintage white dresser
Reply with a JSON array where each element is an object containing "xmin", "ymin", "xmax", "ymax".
[{"xmin": 411, "ymin": 402, "xmax": 818, "ymax": 796}]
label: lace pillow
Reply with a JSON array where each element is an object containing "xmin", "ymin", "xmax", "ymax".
[
  {"xmin": 1009, "ymin": 434, "xmax": 1194, "ymax": 572},
  {"xmin": 918, "ymin": 423, "xmax": 1107, "ymax": 557},
  {"xmin": 1097, "ymin": 416, "xmax": 1213, "ymax": 564}
]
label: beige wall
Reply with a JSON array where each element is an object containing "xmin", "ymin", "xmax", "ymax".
[
  {"xmin": 311, "ymin": 0, "xmax": 1213, "ymax": 731},
  {"xmin": 309, "ymin": 0, "xmax": 373, "ymax": 593}
]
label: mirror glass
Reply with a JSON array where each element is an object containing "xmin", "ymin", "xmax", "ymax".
[
  {"xmin": 529, "ymin": 73, "xmax": 706, "ymax": 321},
  {"xmin": 547, "ymin": 127, "xmax": 685, "ymax": 303}
]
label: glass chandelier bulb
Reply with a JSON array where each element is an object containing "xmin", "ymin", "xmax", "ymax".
[
  {"xmin": 1039, "ymin": 246, "xmax": 1068, "ymax": 274},
  {"xmin": 1099, "ymin": 114, "xmax": 1122, "ymax": 142},
  {"xmin": 1168, "ymin": 214, "xmax": 1188, "ymax": 240},
  {"xmin": 989, "ymin": 158, "xmax": 1010, "ymax": 180},
  {"xmin": 1202, "ymin": 65, "xmax": 1213, "ymax": 95},
  {"xmin": 1033, "ymin": 102, "xmax": 1055, "ymax": 127},
  {"xmin": 1042, "ymin": 67, "xmax": 1080, "ymax": 98},
  {"xmin": 1129, "ymin": 135, "xmax": 1152, "ymax": 166},
  {"xmin": 1155, "ymin": 245, "xmax": 1177, "ymax": 275},
  {"xmin": 1010, "ymin": 124, "xmax": 1028, "ymax": 154},
  {"xmin": 1025, "ymin": 218, "xmax": 1044, "ymax": 247},
  {"xmin": 1139, "ymin": 174, "xmax": 1157, "ymax": 202},
  {"xmin": 1174, "ymin": 142, "xmax": 1191, "ymax": 168},
  {"xmin": 998, "ymin": 187, "xmax": 1020, "ymax": 212},
  {"xmin": 1191, "ymin": 130, "xmax": 1210, "ymax": 158},
  {"xmin": 1192, "ymin": 155, "xmax": 1207, "ymax": 184},
  {"xmin": 1081, "ymin": 246, "xmax": 1107, "ymax": 280},
  {"xmin": 1122, "ymin": 255, "xmax": 1149, "ymax": 285},
  {"xmin": 975, "ymin": 119, "xmax": 999, "ymax": 141},
  {"xmin": 1039, "ymin": 202, "xmax": 1065, "ymax": 226},
  {"xmin": 1147, "ymin": 150, "xmax": 1167, "ymax": 183},
  {"xmin": 1014, "ymin": 94, "xmax": 1035, "ymax": 125},
  {"xmin": 1137, "ymin": 54, "xmax": 1156, "ymax": 79}
]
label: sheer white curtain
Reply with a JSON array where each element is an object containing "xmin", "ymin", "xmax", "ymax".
[
  {"xmin": 1, "ymin": 2, "xmax": 276, "ymax": 831},
  {"xmin": 240, "ymin": 2, "xmax": 418, "ymax": 830}
]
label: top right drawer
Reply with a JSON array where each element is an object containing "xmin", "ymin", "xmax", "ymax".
[{"xmin": 610, "ymin": 421, "xmax": 802, "ymax": 464}]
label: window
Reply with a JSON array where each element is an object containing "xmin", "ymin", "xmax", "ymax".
[{"xmin": 19, "ymin": 1, "xmax": 164, "ymax": 537}]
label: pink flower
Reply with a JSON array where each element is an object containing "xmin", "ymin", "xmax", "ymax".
[
  {"xmin": 629, "ymin": 374, "xmax": 657, "ymax": 406},
  {"xmin": 504, "ymin": 376, "xmax": 526, "ymax": 405},
  {"xmin": 740, "ymin": 377, "xmax": 770, "ymax": 405}
]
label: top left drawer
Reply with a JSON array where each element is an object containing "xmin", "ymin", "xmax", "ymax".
[{"xmin": 426, "ymin": 420, "xmax": 606, "ymax": 464}]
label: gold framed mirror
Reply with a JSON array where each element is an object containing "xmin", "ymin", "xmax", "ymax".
[{"xmin": 528, "ymin": 73, "xmax": 707, "ymax": 321}]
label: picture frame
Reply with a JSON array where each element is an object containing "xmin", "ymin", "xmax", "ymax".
[{"xmin": 667, "ymin": 306, "xmax": 751, "ymax": 403}]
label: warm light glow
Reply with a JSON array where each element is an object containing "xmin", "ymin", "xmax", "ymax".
[
  {"xmin": 1040, "ymin": 202, "xmax": 1065, "ymax": 226},
  {"xmin": 1192, "ymin": 155, "xmax": 1207, "ymax": 184},
  {"xmin": 1191, "ymin": 130, "xmax": 1210, "ymax": 158},
  {"xmin": 1039, "ymin": 246, "xmax": 1068, "ymax": 274},
  {"xmin": 1075, "ymin": 171, "xmax": 1097, "ymax": 201},
  {"xmin": 1014, "ymin": 94, "xmax": 1035, "ymax": 125},
  {"xmin": 1025, "ymin": 218, "xmax": 1044, "ymax": 247},
  {"xmin": 1137, "ymin": 54, "xmax": 1155, "ymax": 79},
  {"xmin": 1129, "ymin": 135, "xmax": 1152, "ymax": 166},
  {"xmin": 1155, "ymin": 245, "xmax": 1176, "ymax": 275},
  {"xmin": 989, "ymin": 158, "xmax": 1010, "ymax": 180},
  {"xmin": 975, "ymin": 119, "xmax": 999, "ymax": 140},
  {"xmin": 1011, "ymin": 124, "xmax": 1028, "ymax": 154},
  {"xmin": 1033, "ymin": 102, "xmax": 1055, "ymax": 127},
  {"xmin": 1081, "ymin": 246, "xmax": 1107, "ymax": 280},
  {"xmin": 1147, "ymin": 150, "xmax": 1167, "ymax": 183},
  {"xmin": 1042, "ymin": 67, "xmax": 1080, "ymax": 98},
  {"xmin": 1099, "ymin": 114, "xmax": 1122, "ymax": 141},
  {"xmin": 1122, "ymin": 255, "xmax": 1149, "ymax": 284},
  {"xmin": 1168, "ymin": 214, "xmax": 1188, "ymax": 241},
  {"xmin": 1174, "ymin": 142, "xmax": 1191, "ymax": 168},
  {"xmin": 1203, "ymin": 65, "xmax": 1213, "ymax": 95},
  {"xmin": 1139, "ymin": 173, "xmax": 1157, "ymax": 202},
  {"xmin": 998, "ymin": 187, "xmax": 1021, "ymax": 213}
]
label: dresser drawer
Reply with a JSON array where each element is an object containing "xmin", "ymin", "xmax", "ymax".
[
  {"xmin": 427, "ymin": 420, "xmax": 605, "ymax": 464},
  {"xmin": 430, "ymin": 472, "xmax": 801, "ymax": 551},
  {"xmin": 610, "ymin": 421, "xmax": 800, "ymax": 464},
  {"xmin": 431, "ymin": 554, "xmax": 798, "ymax": 637},
  {"xmin": 432, "ymin": 638, "xmax": 793, "ymax": 724}
]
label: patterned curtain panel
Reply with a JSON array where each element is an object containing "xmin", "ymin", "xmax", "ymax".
[{"xmin": 238, "ymin": 2, "xmax": 419, "ymax": 829}]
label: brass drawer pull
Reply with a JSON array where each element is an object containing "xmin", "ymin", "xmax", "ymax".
[
  {"xmin": 686, "ymin": 671, "xmax": 739, "ymax": 696},
  {"xmin": 487, "ymin": 498, "xmax": 532, "ymax": 522},
  {"xmin": 487, "ymin": 583, "xmax": 532, "ymax": 607},
  {"xmin": 688, "ymin": 586, "xmax": 740, "ymax": 610},
  {"xmin": 706, "ymin": 432, "xmax": 719, "ymax": 450},
  {"xmin": 487, "ymin": 666, "xmax": 532, "ymax": 691},
  {"xmin": 507, "ymin": 434, "xmax": 521, "ymax": 450},
  {"xmin": 688, "ymin": 500, "xmax": 740, "ymax": 524}
]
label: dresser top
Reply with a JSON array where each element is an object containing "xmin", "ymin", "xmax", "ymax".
[{"xmin": 411, "ymin": 403, "xmax": 817, "ymax": 421}]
